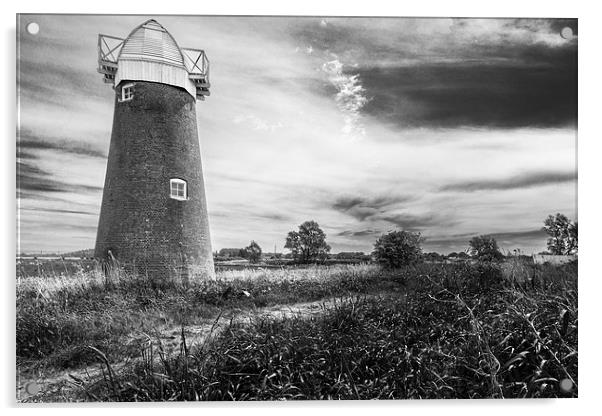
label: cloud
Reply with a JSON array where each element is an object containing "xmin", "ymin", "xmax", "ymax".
[
  {"xmin": 22, "ymin": 207, "xmax": 96, "ymax": 216},
  {"xmin": 331, "ymin": 194, "xmax": 450, "ymax": 232},
  {"xmin": 440, "ymin": 171, "xmax": 576, "ymax": 192},
  {"xmin": 337, "ymin": 229, "xmax": 381, "ymax": 238},
  {"xmin": 322, "ymin": 56, "xmax": 369, "ymax": 137},
  {"xmin": 489, "ymin": 229, "xmax": 548, "ymax": 240},
  {"xmin": 379, "ymin": 213, "xmax": 448, "ymax": 231},
  {"xmin": 15, "ymin": 16, "xmax": 577, "ymax": 256},
  {"xmin": 253, "ymin": 212, "xmax": 291, "ymax": 222},
  {"xmin": 293, "ymin": 18, "xmax": 577, "ymax": 129},
  {"xmin": 232, "ymin": 114, "xmax": 283, "ymax": 132},
  {"xmin": 331, "ymin": 194, "xmax": 414, "ymax": 221},
  {"xmin": 17, "ymin": 160, "xmax": 103, "ymax": 194},
  {"xmin": 357, "ymin": 54, "xmax": 576, "ymax": 129},
  {"xmin": 16, "ymin": 149, "xmax": 38, "ymax": 160},
  {"xmin": 18, "ymin": 136, "xmax": 107, "ymax": 159}
]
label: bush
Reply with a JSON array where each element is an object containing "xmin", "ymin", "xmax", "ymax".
[
  {"xmin": 243, "ymin": 241, "xmax": 262, "ymax": 263},
  {"xmin": 372, "ymin": 230, "xmax": 423, "ymax": 269},
  {"xmin": 468, "ymin": 235, "xmax": 504, "ymax": 262}
]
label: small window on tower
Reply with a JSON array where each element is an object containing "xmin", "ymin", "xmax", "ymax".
[
  {"xmin": 170, "ymin": 179, "xmax": 187, "ymax": 201},
  {"xmin": 120, "ymin": 83, "xmax": 134, "ymax": 102}
]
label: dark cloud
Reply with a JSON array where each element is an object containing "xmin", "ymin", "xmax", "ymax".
[
  {"xmin": 293, "ymin": 18, "xmax": 577, "ymax": 129},
  {"xmin": 18, "ymin": 135, "xmax": 107, "ymax": 159},
  {"xmin": 17, "ymin": 161, "xmax": 62, "ymax": 193},
  {"xmin": 379, "ymin": 213, "xmax": 448, "ymax": 231},
  {"xmin": 332, "ymin": 194, "xmax": 449, "ymax": 231},
  {"xmin": 357, "ymin": 51, "xmax": 576, "ymax": 129},
  {"xmin": 17, "ymin": 149, "xmax": 38, "ymax": 160},
  {"xmin": 440, "ymin": 171, "xmax": 576, "ymax": 192},
  {"xmin": 337, "ymin": 229, "xmax": 382, "ymax": 238},
  {"xmin": 331, "ymin": 194, "xmax": 413, "ymax": 221},
  {"xmin": 17, "ymin": 160, "xmax": 102, "ymax": 194},
  {"xmin": 254, "ymin": 212, "xmax": 290, "ymax": 222},
  {"xmin": 23, "ymin": 207, "xmax": 96, "ymax": 216}
]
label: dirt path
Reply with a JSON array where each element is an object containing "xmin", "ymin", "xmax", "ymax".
[{"xmin": 16, "ymin": 295, "xmax": 357, "ymax": 402}]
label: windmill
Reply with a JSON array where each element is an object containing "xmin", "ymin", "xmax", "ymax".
[{"xmin": 94, "ymin": 19, "xmax": 215, "ymax": 280}]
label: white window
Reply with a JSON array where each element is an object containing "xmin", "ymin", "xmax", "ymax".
[
  {"xmin": 170, "ymin": 179, "xmax": 187, "ymax": 200},
  {"xmin": 120, "ymin": 83, "xmax": 134, "ymax": 102}
]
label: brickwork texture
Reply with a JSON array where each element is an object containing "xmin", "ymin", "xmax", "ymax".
[{"xmin": 94, "ymin": 81, "xmax": 215, "ymax": 280}]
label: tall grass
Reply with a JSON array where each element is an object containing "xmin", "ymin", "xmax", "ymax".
[
  {"xmin": 17, "ymin": 263, "xmax": 384, "ymax": 372},
  {"xmin": 73, "ymin": 261, "xmax": 577, "ymax": 401},
  {"xmin": 17, "ymin": 260, "xmax": 577, "ymax": 401}
]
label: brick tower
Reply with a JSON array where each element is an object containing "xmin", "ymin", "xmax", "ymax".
[{"xmin": 94, "ymin": 19, "xmax": 215, "ymax": 280}]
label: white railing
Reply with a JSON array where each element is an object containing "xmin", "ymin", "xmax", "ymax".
[
  {"xmin": 181, "ymin": 48, "xmax": 210, "ymax": 81},
  {"xmin": 97, "ymin": 34, "xmax": 124, "ymax": 83}
]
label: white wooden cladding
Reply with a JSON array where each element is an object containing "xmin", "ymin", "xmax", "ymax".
[
  {"xmin": 98, "ymin": 19, "xmax": 209, "ymax": 100},
  {"xmin": 115, "ymin": 60, "xmax": 197, "ymax": 98},
  {"xmin": 119, "ymin": 20, "xmax": 186, "ymax": 69}
]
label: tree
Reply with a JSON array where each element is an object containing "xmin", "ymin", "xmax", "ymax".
[
  {"xmin": 372, "ymin": 230, "xmax": 423, "ymax": 269},
  {"xmin": 424, "ymin": 252, "xmax": 444, "ymax": 262},
  {"xmin": 543, "ymin": 213, "xmax": 578, "ymax": 255},
  {"xmin": 284, "ymin": 220, "xmax": 331, "ymax": 263},
  {"xmin": 244, "ymin": 240, "xmax": 262, "ymax": 263},
  {"xmin": 468, "ymin": 235, "xmax": 503, "ymax": 262}
]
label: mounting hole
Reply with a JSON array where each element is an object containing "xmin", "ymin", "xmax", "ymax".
[
  {"xmin": 26, "ymin": 22, "xmax": 40, "ymax": 35},
  {"xmin": 24, "ymin": 381, "xmax": 41, "ymax": 395},
  {"xmin": 560, "ymin": 26, "xmax": 573, "ymax": 40},
  {"xmin": 559, "ymin": 378, "xmax": 573, "ymax": 393}
]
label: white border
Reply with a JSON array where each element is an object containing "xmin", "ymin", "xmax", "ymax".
[{"xmin": 4, "ymin": 1, "xmax": 601, "ymax": 415}]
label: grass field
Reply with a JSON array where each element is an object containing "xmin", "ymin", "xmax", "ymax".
[{"xmin": 16, "ymin": 259, "xmax": 577, "ymax": 401}]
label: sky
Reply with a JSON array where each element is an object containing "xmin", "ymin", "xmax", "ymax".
[{"xmin": 16, "ymin": 15, "xmax": 577, "ymax": 255}]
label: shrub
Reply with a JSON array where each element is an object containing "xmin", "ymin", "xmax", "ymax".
[
  {"xmin": 243, "ymin": 240, "xmax": 262, "ymax": 263},
  {"xmin": 372, "ymin": 230, "xmax": 423, "ymax": 269},
  {"xmin": 468, "ymin": 235, "xmax": 504, "ymax": 262}
]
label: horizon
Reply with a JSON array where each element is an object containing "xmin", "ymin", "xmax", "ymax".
[{"xmin": 17, "ymin": 15, "xmax": 577, "ymax": 256}]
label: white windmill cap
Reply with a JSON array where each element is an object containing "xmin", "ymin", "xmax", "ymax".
[{"xmin": 118, "ymin": 19, "xmax": 186, "ymax": 69}]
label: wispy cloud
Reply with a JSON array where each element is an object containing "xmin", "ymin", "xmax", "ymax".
[
  {"xmin": 337, "ymin": 229, "xmax": 381, "ymax": 238},
  {"xmin": 322, "ymin": 56, "xmax": 369, "ymax": 138},
  {"xmin": 233, "ymin": 114, "xmax": 283, "ymax": 132},
  {"xmin": 379, "ymin": 213, "xmax": 450, "ymax": 231},
  {"xmin": 17, "ymin": 160, "xmax": 102, "ymax": 194},
  {"xmin": 440, "ymin": 171, "xmax": 576, "ymax": 192},
  {"xmin": 22, "ymin": 207, "xmax": 96, "ymax": 216},
  {"xmin": 18, "ymin": 136, "xmax": 107, "ymax": 159},
  {"xmin": 332, "ymin": 194, "xmax": 414, "ymax": 221}
]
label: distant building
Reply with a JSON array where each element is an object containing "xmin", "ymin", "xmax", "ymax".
[
  {"xmin": 94, "ymin": 19, "xmax": 214, "ymax": 280},
  {"xmin": 532, "ymin": 254, "xmax": 577, "ymax": 265}
]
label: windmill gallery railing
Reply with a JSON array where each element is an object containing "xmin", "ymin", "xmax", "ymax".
[
  {"xmin": 97, "ymin": 34, "xmax": 124, "ymax": 83},
  {"xmin": 97, "ymin": 34, "xmax": 210, "ymax": 99},
  {"xmin": 181, "ymin": 48, "xmax": 211, "ymax": 99}
]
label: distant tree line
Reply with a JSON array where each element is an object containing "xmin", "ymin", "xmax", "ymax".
[{"xmin": 213, "ymin": 212, "xmax": 577, "ymax": 267}]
